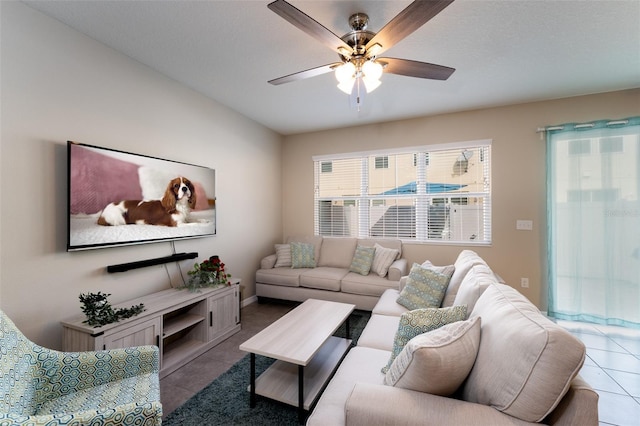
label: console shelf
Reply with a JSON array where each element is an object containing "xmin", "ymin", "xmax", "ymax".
[
  {"xmin": 61, "ymin": 279, "xmax": 241, "ymax": 378},
  {"xmin": 163, "ymin": 313, "xmax": 205, "ymax": 338}
]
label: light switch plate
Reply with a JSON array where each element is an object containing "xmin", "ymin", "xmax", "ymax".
[{"xmin": 516, "ymin": 220, "xmax": 533, "ymax": 230}]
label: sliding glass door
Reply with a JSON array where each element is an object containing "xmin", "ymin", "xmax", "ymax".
[{"xmin": 547, "ymin": 118, "xmax": 640, "ymax": 328}]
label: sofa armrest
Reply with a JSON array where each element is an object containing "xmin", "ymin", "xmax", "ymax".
[
  {"xmin": 345, "ymin": 383, "xmax": 536, "ymax": 426},
  {"xmin": 543, "ymin": 376, "xmax": 599, "ymax": 426},
  {"xmin": 398, "ymin": 276, "xmax": 408, "ymax": 291},
  {"xmin": 387, "ymin": 258, "xmax": 408, "ymax": 281},
  {"xmin": 260, "ymin": 254, "xmax": 277, "ymax": 269}
]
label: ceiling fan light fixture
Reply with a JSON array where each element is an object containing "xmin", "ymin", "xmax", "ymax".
[
  {"xmin": 362, "ymin": 60, "xmax": 383, "ymax": 80},
  {"xmin": 337, "ymin": 78, "xmax": 356, "ymax": 94},
  {"xmin": 335, "ymin": 62, "xmax": 355, "ymax": 82},
  {"xmin": 361, "ymin": 60, "xmax": 383, "ymax": 93},
  {"xmin": 362, "ymin": 76, "xmax": 381, "ymax": 93}
]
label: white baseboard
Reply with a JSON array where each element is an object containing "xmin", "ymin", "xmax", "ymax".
[{"xmin": 241, "ymin": 295, "xmax": 258, "ymax": 308}]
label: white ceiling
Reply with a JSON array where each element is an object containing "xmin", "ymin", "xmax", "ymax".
[{"xmin": 23, "ymin": 0, "xmax": 640, "ymax": 135}]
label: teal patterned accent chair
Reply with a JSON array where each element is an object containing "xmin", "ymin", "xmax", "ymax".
[{"xmin": 0, "ymin": 310, "xmax": 162, "ymax": 426}]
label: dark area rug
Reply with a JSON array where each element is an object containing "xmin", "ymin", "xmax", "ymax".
[{"xmin": 164, "ymin": 309, "xmax": 371, "ymax": 426}]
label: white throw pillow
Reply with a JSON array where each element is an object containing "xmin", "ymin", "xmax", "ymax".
[
  {"xmin": 371, "ymin": 243, "xmax": 399, "ymax": 277},
  {"xmin": 382, "ymin": 305, "xmax": 468, "ymax": 373},
  {"xmin": 274, "ymin": 244, "xmax": 292, "ymax": 268},
  {"xmin": 384, "ymin": 316, "xmax": 481, "ymax": 396}
]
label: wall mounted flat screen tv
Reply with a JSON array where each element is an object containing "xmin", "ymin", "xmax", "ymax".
[{"xmin": 67, "ymin": 141, "xmax": 216, "ymax": 251}]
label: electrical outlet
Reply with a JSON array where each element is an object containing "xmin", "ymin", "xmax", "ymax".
[{"xmin": 521, "ymin": 277, "xmax": 529, "ymax": 288}]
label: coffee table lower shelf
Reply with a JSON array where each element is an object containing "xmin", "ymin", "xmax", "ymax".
[{"xmin": 249, "ymin": 336, "xmax": 351, "ymax": 411}]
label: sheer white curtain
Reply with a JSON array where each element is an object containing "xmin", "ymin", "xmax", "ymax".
[{"xmin": 546, "ymin": 117, "xmax": 640, "ymax": 328}]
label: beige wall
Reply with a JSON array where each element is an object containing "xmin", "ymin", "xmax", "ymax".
[
  {"xmin": 0, "ymin": 2, "xmax": 283, "ymax": 349},
  {"xmin": 282, "ymin": 89, "xmax": 640, "ymax": 308}
]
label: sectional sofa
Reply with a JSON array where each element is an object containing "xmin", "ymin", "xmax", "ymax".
[
  {"xmin": 307, "ymin": 250, "xmax": 599, "ymax": 425},
  {"xmin": 256, "ymin": 236, "xmax": 409, "ymax": 310}
]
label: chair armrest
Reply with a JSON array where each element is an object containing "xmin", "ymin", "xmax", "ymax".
[
  {"xmin": 1, "ymin": 401, "xmax": 163, "ymax": 426},
  {"xmin": 387, "ymin": 258, "xmax": 408, "ymax": 281},
  {"xmin": 41, "ymin": 345, "xmax": 159, "ymax": 395},
  {"xmin": 345, "ymin": 383, "xmax": 536, "ymax": 426},
  {"xmin": 260, "ymin": 254, "xmax": 277, "ymax": 269}
]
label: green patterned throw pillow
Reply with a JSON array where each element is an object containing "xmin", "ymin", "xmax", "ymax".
[
  {"xmin": 290, "ymin": 242, "xmax": 316, "ymax": 268},
  {"xmin": 396, "ymin": 263, "xmax": 453, "ymax": 310},
  {"xmin": 349, "ymin": 245, "xmax": 376, "ymax": 275},
  {"xmin": 382, "ymin": 305, "xmax": 467, "ymax": 373}
]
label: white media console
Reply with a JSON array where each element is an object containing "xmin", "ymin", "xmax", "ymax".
[{"xmin": 61, "ymin": 279, "xmax": 241, "ymax": 378}]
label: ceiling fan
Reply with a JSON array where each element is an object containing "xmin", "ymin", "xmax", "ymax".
[{"xmin": 267, "ymin": 0, "xmax": 456, "ymax": 106}]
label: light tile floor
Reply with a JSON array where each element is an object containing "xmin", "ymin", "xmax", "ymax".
[{"xmin": 160, "ymin": 301, "xmax": 640, "ymax": 425}]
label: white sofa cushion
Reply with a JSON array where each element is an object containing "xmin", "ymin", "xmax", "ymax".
[
  {"xmin": 371, "ymin": 289, "xmax": 409, "ymax": 317},
  {"xmin": 382, "ymin": 305, "xmax": 468, "ymax": 373},
  {"xmin": 306, "ymin": 346, "xmax": 389, "ymax": 426},
  {"xmin": 340, "ymin": 273, "xmax": 398, "ymax": 297},
  {"xmin": 442, "ymin": 250, "xmax": 488, "ymax": 307},
  {"xmin": 452, "ymin": 263, "xmax": 497, "ymax": 313},
  {"xmin": 299, "ymin": 267, "xmax": 348, "ymax": 291},
  {"xmin": 357, "ymin": 314, "xmax": 401, "ymax": 351},
  {"xmin": 462, "ymin": 284, "xmax": 586, "ymax": 422},
  {"xmin": 384, "ymin": 316, "xmax": 481, "ymax": 396},
  {"xmin": 254, "ymin": 267, "xmax": 302, "ymax": 287},
  {"xmin": 346, "ymin": 382, "xmax": 551, "ymax": 426},
  {"xmin": 318, "ymin": 237, "xmax": 357, "ymax": 268}
]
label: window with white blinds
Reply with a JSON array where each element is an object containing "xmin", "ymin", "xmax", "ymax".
[{"xmin": 314, "ymin": 140, "xmax": 492, "ymax": 244}]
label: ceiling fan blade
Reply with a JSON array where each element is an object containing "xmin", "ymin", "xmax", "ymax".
[
  {"xmin": 268, "ymin": 63, "xmax": 343, "ymax": 85},
  {"xmin": 268, "ymin": 0, "xmax": 352, "ymax": 54},
  {"xmin": 366, "ymin": 0, "xmax": 454, "ymax": 56},
  {"xmin": 381, "ymin": 57, "xmax": 455, "ymax": 80}
]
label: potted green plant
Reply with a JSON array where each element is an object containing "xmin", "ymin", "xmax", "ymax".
[{"xmin": 181, "ymin": 255, "xmax": 232, "ymax": 292}]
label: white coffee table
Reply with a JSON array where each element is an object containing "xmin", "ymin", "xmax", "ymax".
[{"xmin": 239, "ymin": 299, "xmax": 355, "ymax": 423}]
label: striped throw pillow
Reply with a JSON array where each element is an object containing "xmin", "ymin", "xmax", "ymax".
[{"xmin": 371, "ymin": 243, "xmax": 399, "ymax": 277}]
